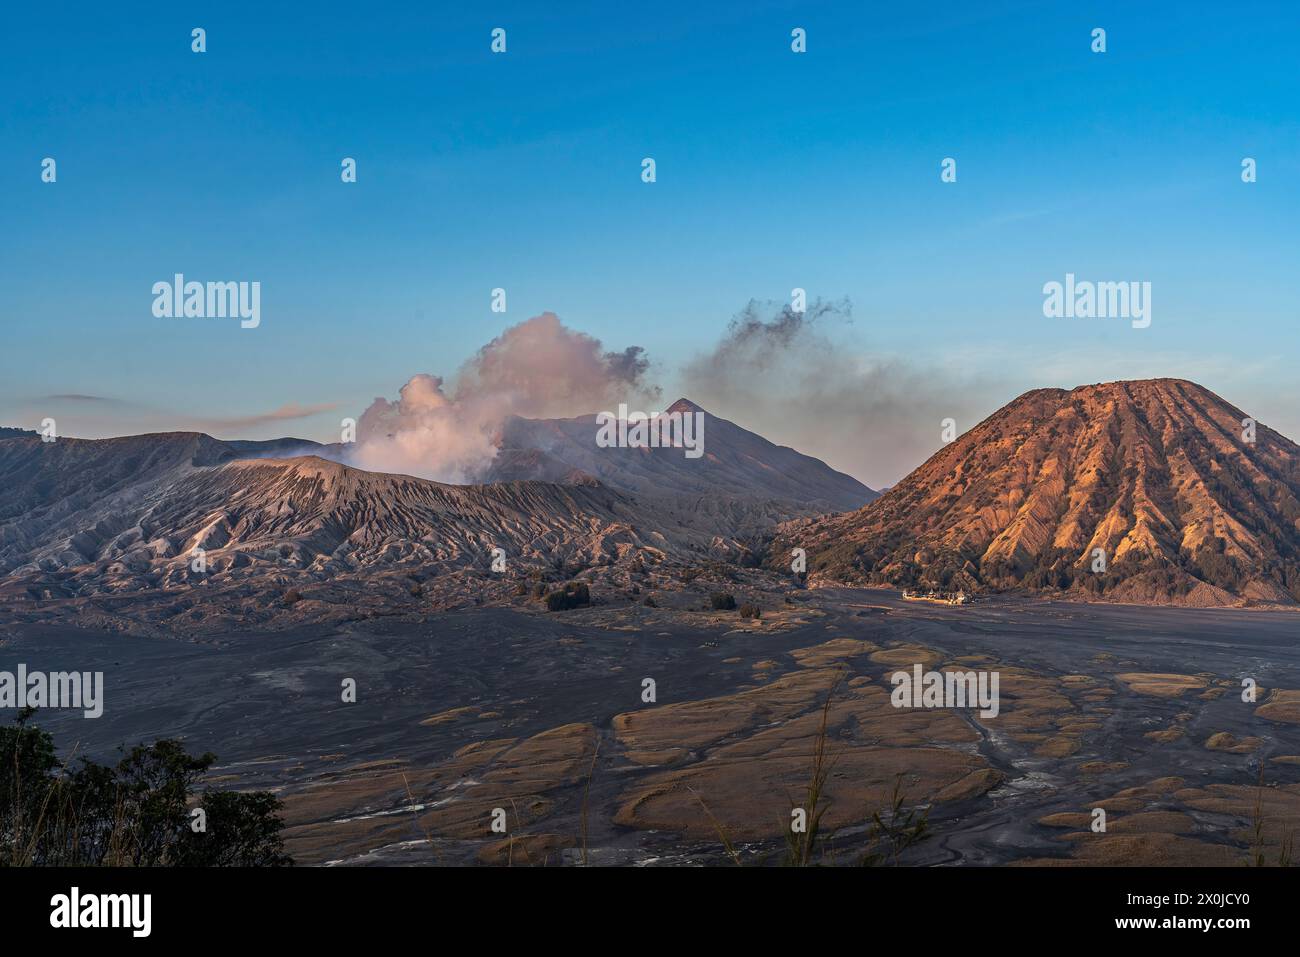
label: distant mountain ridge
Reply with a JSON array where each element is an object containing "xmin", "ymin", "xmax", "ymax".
[
  {"xmin": 486, "ymin": 398, "xmax": 877, "ymax": 514},
  {"xmin": 0, "ymin": 394, "xmax": 873, "ymax": 589},
  {"xmin": 0, "ymin": 396, "xmax": 877, "ymax": 614},
  {"xmin": 0, "ymin": 434, "xmax": 749, "ymax": 589},
  {"xmin": 15, "ymin": 379, "xmax": 1290, "ymax": 616},
  {"xmin": 775, "ymin": 379, "xmax": 1300, "ymax": 607}
]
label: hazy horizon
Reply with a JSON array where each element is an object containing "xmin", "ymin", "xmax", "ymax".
[{"xmin": 7, "ymin": 362, "xmax": 1297, "ymax": 492}]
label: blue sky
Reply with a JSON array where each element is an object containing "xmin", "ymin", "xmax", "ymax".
[{"xmin": 2, "ymin": 1, "xmax": 1297, "ymax": 483}]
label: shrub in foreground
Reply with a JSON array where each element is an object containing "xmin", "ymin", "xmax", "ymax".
[
  {"xmin": 709, "ymin": 592, "xmax": 737, "ymax": 611},
  {"xmin": 544, "ymin": 581, "xmax": 591, "ymax": 611},
  {"xmin": 1, "ymin": 709, "xmax": 292, "ymax": 867}
]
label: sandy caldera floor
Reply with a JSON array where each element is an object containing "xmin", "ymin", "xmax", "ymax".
[{"xmin": 5, "ymin": 588, "xmax": 1300, "ymax": 866}]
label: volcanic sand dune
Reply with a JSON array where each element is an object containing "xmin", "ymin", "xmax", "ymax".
[
  {"xmin": 9, "ymin": 586, "xmax": 1300, "ymax": 866},
  {"xmin": 611, "ymin": 667, "xmax": 994, "ymax": 843}
]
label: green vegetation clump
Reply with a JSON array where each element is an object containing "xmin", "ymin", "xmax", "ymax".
[
  {"xmin": 544, "ymin": 581, "xmax": 591, "ymax": 611},
  {"xmin": 810, "ymin": 539, "xmax": 865, "ymax": 575},
  {"xmin": 1, "ymin": 710, "xmax": 291, "ymax": 866},
  {"xmin": 709, "ymin": 592, "xmax": 737, "ymax": 611},
  {"xmin": 738, "ymin": 603, "xmax": 761, "ymax": 619}
]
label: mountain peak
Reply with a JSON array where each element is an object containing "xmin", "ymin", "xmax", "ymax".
[
  {"xmin": 493, "ymin": 399, "xmax": 876, "ymax": 512},
  {"xmin": 665, "ymin": 397, "xmax": 705, "ymax": 415},
  {"xmin": 778, "ymin": 378, "xmax": 1300, "ymax": 606}
]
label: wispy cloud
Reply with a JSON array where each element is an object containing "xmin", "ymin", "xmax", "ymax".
[
  {"xmin": 192, "ymin": 403, "xmax": 339, "ymax": 433},
  {"xmin": 41, "ymin": 393, "xmax": 126, "ymax": 404},
  {"xmin": 2, "ymin": 395, "xmax": 339, "ymax": 441}
]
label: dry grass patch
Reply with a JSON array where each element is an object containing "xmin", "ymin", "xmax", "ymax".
[{"xmin": 1115, "ymin": 673, "xmax": 1207, "ymax": 698}]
